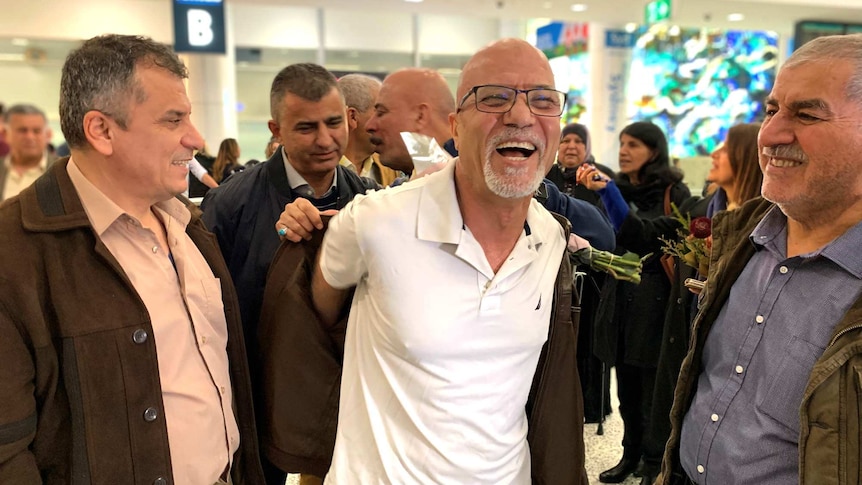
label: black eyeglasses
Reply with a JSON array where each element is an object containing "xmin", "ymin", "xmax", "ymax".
[{"xmin": 457, "ymin": 85, "xmax": 567, "ymax": 117}]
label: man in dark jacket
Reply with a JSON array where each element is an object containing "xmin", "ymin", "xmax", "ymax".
[
  {"xmin": 200, "ymin": 63, "xmax": 378, "ymax": 484},
  {"xmin": 659, "ymin": 33, "xmax": 862, "ymax": 485},
  {"xmin": 0, "ymin": 34, "xmax": 264, "ymax": 484}
]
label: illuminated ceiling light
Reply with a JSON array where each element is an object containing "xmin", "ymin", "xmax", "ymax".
[
  {"xmin": 404, "ymin": 0, "xmax": 423, "ymax": 3},
  {"xmin": 11, "ymin": 38, "xmax": 29, "ymax": 47},
  {"xmin": 570, "ymin": 4, "xmax": 588, "ymax": 12},
  {"xmin": 727, "ymin": 13, "xmax": 744, "ymax": 21},
  {"xmin": 668, "ymin": 25, "xmax": 681, "ymax": 36},
  {"xmin": 543, "ymin": 2, "xmax": 553, "ymax": 8},
  {"xmin": 625, "ymin": 23, "xmax": 638, "ymax": 32}
]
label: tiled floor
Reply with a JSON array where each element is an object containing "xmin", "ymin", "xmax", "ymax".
[
  {"xmin": 584, "ymin": 372, "xmax": 642, "ymax": 485},
  {"xmin": 287, "ymin": 372, "xmax": 638, "ymax": 485}
]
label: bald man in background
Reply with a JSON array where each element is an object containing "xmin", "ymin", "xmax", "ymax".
[{"xmin": 365, "ymin": 68, "xmax": 455, "ymax": 175}]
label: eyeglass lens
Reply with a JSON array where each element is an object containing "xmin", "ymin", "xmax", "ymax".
[{"xmin": 474, "ymin": 86, "xmax": 564, "ymax": 116}]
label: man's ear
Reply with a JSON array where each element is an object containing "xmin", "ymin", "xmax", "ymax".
[
  {"xmin": 346, "ymin": 107, "xmax": 359, "ymax": 131},
  {"xmin": 415, "ymin": 103, "xmax": 430, "ymax": 129},
  {"xmin": 267, "ymin": 119, "xmax": 281, "ymax": 143},
  {"xmin": 82, "ymin": 111, "xmax": 115, "ymax": 156},
  {"xmin": 448, "ymin": 111, "xmax": 460, "ymax": 152}
]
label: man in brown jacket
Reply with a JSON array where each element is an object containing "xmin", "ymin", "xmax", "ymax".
[{"xmin": 0, "ymin": 34, "xmax": 264, "ymax": 484}]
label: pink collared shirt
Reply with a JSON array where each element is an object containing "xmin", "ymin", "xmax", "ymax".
[{"xmin": 67, "ymin": 159, "xmax": 239, "ymax": 484}]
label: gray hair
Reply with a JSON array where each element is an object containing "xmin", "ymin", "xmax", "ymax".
[
  {"xmin": 59, "ymin": 34, "xmax": 187, "ymax": 149},
  {"xmin": 784, "ymin": 33, "xmax": 862, "ymax": 103},
  {"xmin": 337, "ymin": 74, "xmax": 382, "ymax": 112},
  {"xmin": 4, "ymin": 103, "xmax": 47, "ymax": 123},
  {"xmin": 270, "ymin": 63, "xmax": 340, "ymax": 120}
]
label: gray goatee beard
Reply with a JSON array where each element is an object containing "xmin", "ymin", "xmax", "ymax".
[{"xmin": 483, "ymin": 129, "xmax": 546, "ymax": 199}]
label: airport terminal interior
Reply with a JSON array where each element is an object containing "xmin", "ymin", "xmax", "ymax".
[{"xmin": 3, "ymin": 0, "xmax": 862, "ymax": 483}]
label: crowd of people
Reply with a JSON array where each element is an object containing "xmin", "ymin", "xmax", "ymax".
[{"xmin": 1, "ymin": 30, "xmax": 861, "ymax": 485}]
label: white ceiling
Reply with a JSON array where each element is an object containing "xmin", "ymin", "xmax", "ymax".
[{"xmin": 232, "ymin": 0, "xmax": 862, "ymax": 35}]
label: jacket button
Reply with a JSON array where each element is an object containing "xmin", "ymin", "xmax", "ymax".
[
  {"xmin": 132, "ymin": 329, "xmax": 148, "ymax": 344},
  {"xmin": 153, "ymin": 478, "xmax": 167, "ymax": 485},
  {"xmin": 676, "ymin": 298, "xmax": 683, "ymax": 304},
  {"xmin": 144, "ymin": 407, "xmax": 158, "ymax": 422},
  {"xmin": 669, "ymin": 337, "xmax": 675, "ymax": 343}
]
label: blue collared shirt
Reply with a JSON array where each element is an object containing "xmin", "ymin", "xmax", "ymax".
[
  {"xmin": 282, "ymin": 146, "xmax": 338, "ymax": 199},
  {"xmin": 680, "ymin": 206, "xmax": 862, "ymax": 484}
]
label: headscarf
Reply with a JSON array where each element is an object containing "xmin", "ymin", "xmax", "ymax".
[{"xmin": 560, "ymin": 123, "xmax": 594, "ymax": 165}]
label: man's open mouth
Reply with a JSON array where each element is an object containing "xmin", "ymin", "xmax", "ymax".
[{"xmin": 496, "ymin": 141, "xmax": 536, "ymax": 160}]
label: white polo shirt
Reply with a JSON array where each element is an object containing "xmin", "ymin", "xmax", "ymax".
[{"xmin": 320, "ymin": 159, "xmax": 566, "ymax": 484}]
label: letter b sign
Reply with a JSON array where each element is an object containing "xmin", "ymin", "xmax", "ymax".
[
  {"xmin": 188, "ymin": 9, "xmax": 214, "ymax": 46},
  {"xmin": 173, "ymin": 0, "xmax": 225, "ymax": 53}
]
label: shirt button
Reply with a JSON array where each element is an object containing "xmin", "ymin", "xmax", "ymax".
[
  {"xmin": 735, "ymin": 365, "xmax": 744, "ymax": 374},
  {"xmin": 220, "ymin": 386, "xmax": 226, "ymax": 395},
  {"xmin": 711, "ymin": 413, "xmax": 719, "ymax": 422},
  {"xmin": 201, "ymin": 335, "xmax": 208, "ymax": 344},
  {"xmin": 153, "ymin": 478, "xmax": 167, "ymax": 485},
  {"xmin": 143, "ymin": 407, "xmax": 158, "ymax": 422},
  {"xmin": 755, "ymin": 315, "xmax": 765, "ymax": 324},
  {"xmin": 132, "ymin": 329, "xmax": 148, "ymax": 344},
  {"xmin": 151, "ymin": 245, "xmax": 158, "ymax": 254},
  {"xmin": 779, "ymin": 266, "xmax": 788, "ymax": 274},
  {"xmin": 697, "ymin": 465, "xmax": 705, "ymax": 474}
]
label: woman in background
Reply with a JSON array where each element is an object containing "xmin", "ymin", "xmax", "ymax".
[
  {"xmin": 546, "ymin": 123, "xmax": 615, "ymax": 205},
  {"xmin": 265, "ymin": 135, "xmax": 280, "ymax": 160},
  {"xmin": 704, "ymin": 123, "xmax": 763, "ymax": 216},
  {"xmin": 213, "ymin": 138, "xmax": 243, "ymax": 183},
  {"xmin": 584, "ymin": 121, "xmax": 690, "ymax": 485},
  {"xmin": 579, "ymin": 122, "xmax": 762, "ymax": 485},
  {"xmin": 547, "ymin": 123, "xmax": 616, "ymax": 425}
]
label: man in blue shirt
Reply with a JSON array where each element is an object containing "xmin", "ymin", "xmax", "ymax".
[{"xmin": 658, "ymin": 33, "xmax": 862, "ymax": 485}]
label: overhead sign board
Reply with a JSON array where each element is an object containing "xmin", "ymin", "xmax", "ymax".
[
  {"xmin": 173, "ymin": 0, "xmax": 226, "ymax": 54},
  {"xmin": 645, "ymin": 0, "xmax": 672, "ymax": 25}
]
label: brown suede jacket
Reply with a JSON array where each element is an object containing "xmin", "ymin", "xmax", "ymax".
[
  {"xmin": 0, "ymin": 159, "xmax": 264, "ymax": 484},
  {"xmin": 258, "ymin": 213, "xmax": 588, "ymax": 484}
]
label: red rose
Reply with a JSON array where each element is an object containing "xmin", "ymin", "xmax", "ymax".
[{"xmin": 690, "ymin": 217, "xmax": 712, "ymax": 239}]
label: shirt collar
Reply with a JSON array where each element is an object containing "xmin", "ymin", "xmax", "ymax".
[
  {"xmin": 282, "ymin": 146, "xmax": 338, "ymax": 193},
  {"xmin": 338, "ymin": 155, "xmax": 354, "ymax": 171},
  {"xmin": 416, "ymin": 157, "xmax": 545, "ymax": 249},
  {"xmin": 750, "ymin": 205, "xmax": 862, "ymax": 279},
  {"xmin": 340, "ymin": 154, "xmax": 375, "ymax": 177},
  {"xmin": 66, "ymin": 157, "xmax": 190, "ymax": 237}
]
